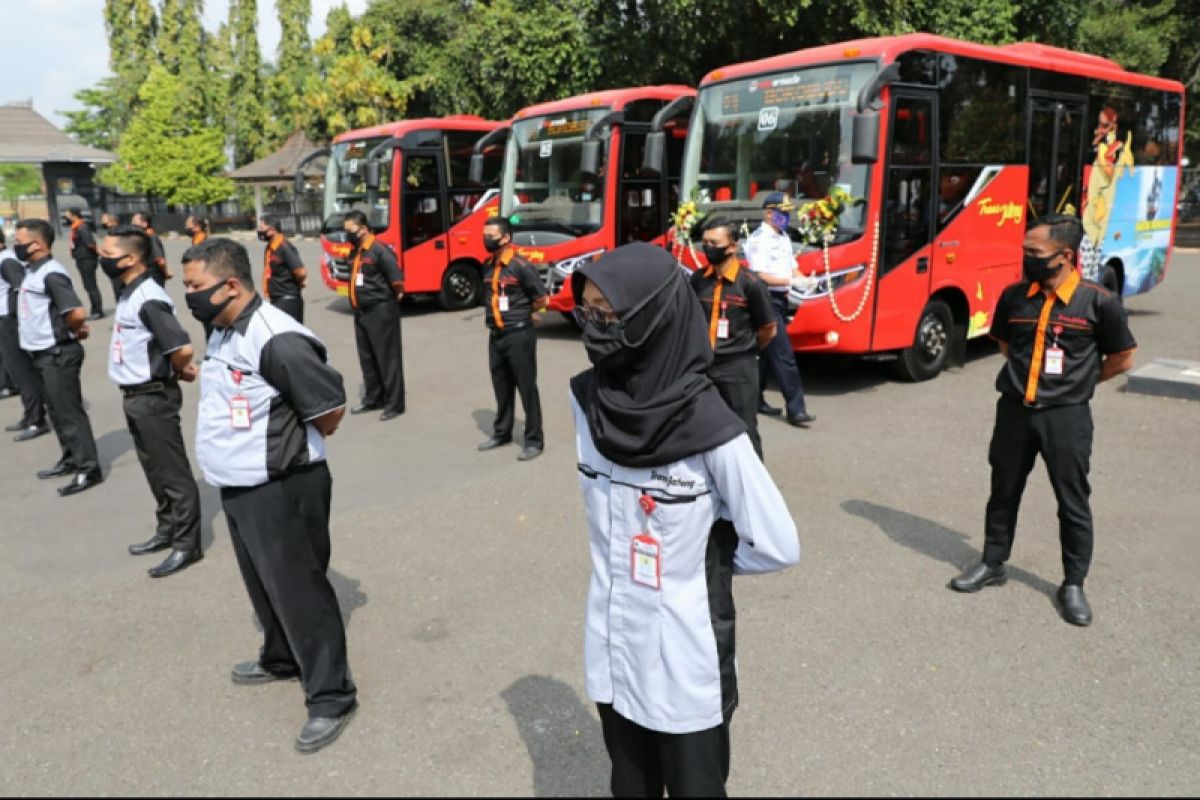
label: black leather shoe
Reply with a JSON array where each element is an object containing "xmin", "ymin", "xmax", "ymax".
[
  {"xmin": 296, "ymin": 706, "xmax": 357, "ymax": 754},
  {"xmin": 1057, "ymin": 584, "xmax": 1093, "ymax": 626},
  {"xmin": 757, "ymin": 400, "xmax": 783, "ymax": 416},
  {"xmin": 477, "ymin": 436, "xmax": 512, "ymax": 452},
  {"xmin": 0, "ymin": 387, "xmax": 15, "ymax": 399},
  {"xmin": 350, "ymin": 403, "xmax": 380, "ymax": 415},
  {"xmin": 231, "ymin": 660, "xmax": 300, "ymax": 685},
  {"xmin": 148, "ymin": 548, "xmax": 203, "ymax": 578},
  {"xmin": 379, "ymin": 409, "xmax": 402, "ymax": 421},
  {"xmin": 88, "ymin": 310, "xmax": 105, "ymax": 321},
  {"xmin": 786, "ymin": 413, "xmax": 816, "ymax": 427},
  {"xmin": 517, "ymin": 446, "xmax": 543, "ymax": 462},
  {"xmin": 950, "ymin": 562, "xmax": 1007, "ymax": 592},
  {"xmin": 37, "ymin": 461, "xmax": 72, "ymax": 479},
  {"xmin": 58, "ymin": 472, "xmax": 103, "ymax": 496},
  {"xmin": 15, "ymin": 425, "xmax": 50, "ymax": 442},
  {"xmin": 129, "ymin": 534, "xmax": 171, "ymax": 555}
]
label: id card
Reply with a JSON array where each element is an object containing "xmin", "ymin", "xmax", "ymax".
[
  {"xmin": 111, "ymin": 337, "xmax": 123, "ymax": 364},
  {"xmin": 355, "ymin": 271, "xmax": 365, "ymax": 287},
  {"xmin": 230, "ymin": 395, "xmax": 251, "ymax": 430},
  {"xmin": 1045, "ymin": 346, "xmax": 1064, "ymax": 376},
  {"xmin": 631, "ymin": 533, "xmax": 661, "ymax": 590},
  {"xmin": 499, "ymin": 293, "xmax": 510, "ymax": 312},
  {"xmin": 716, "ymin": 317, "xmax": 730, "ymax": 339}
]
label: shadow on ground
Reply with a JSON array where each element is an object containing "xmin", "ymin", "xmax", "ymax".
[
  {"xmin": 96, "ymin": 427, "xmax": 135, "ymax": 472},
  {"xmin": 502, "ymin": 675, "xmax": 608, "ymax": 798}
]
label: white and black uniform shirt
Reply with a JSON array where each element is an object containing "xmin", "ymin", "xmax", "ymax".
[
  {"xmin": 0, "ymin": 247, "xmax": 21, "ymax": 318},
  {"xmin": 572, "ymin": 394, "xmax": 800, "ymax": 734},
  {"xmin": 109, "ymin": 271, "xmax": 191, "ymax": 386},
  {"xmin": 19, "ymin": 258, "xmax": 82, "ymax": 352},
  {"xmin": 196, "ymin": 296, "xmax": 346, "ymax": 489},
  {"xmin": 744, "ymin": 224, "xmax": 796, "ymax": 294}
]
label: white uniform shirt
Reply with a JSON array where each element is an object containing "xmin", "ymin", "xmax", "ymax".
[
  {"xmin": 572, "ymin": 394, "xmax": 800, "ymax": 734},
  {"xmin": 744, "ymin": 224, "xmax": 797, "ymax": 292}
]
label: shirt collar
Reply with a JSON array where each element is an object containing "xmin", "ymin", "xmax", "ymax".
[
  {"xmin": 119, "ymin": 269, "xmax": 155, "ymax": 300},
  {"xmin": 268, "ymin": 233, "xmax": 284, "ymax": 251},
  {"xmin": 703, "ymin": 258, "xmax": 740, "ymax": 282},
  {"xmin": 27, "ymin": 256, "xmax": 52, "ymax": 271},
  {"xmin": 1026, "ymin": 268, "xmax": 1080, "ymax": 303},
  {"xmin": 225, "ymin": 294, "xmax": 262, "ymax": 336}
]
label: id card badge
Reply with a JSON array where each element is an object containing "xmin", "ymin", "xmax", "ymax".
[
  {"xmin": 1045, "ymin": 346, "xmax": 1065, "ymax": 376},
  {"xmin": 111, "ymin": 338, "xmax": 123, "ymax": 364},
  {"xmin": 631, "ymin": 533, "xmax": 661, "ymax": 590},
  {"xmin": 499, "ymin": 293, "xmax": 510, "ymax": 312},
  {"xmin": 716, "ymin": 317, "xmax": 730, "ymax": 340},
  {"xmin": 230, "ymin": 395, "xmax": 251, "ymax": 430},
  {"xmin": 355, "ymin": 271, "xmax": 365, "ymax": 287}
]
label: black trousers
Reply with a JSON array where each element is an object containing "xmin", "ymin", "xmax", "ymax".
[
  {"xmin": 597, "ymin": 704, "xmax": 731, "ymax": 798},
  {"xmin": 222, "ymin": 463, "xmax": 357, "ymax": 719},
  {"xmin": 488, "ymin": 325, "xmax": 543, "ymax": 448},
  {"xmin": 32, "ymin": 342, "xmax": 99, "ymax": 477},
  {"xmin": 271, "ymin": 295, "xmax": 304, "ymax": 324},
  {"xmin": 710, "ymin": 352, "xmax": 761, "ymax": 459},
  {"xmin": 983, "ymin": 396, "xmax": 1095, "ymax": 585},
  {"xmin": 354, "ymin": 301, "xmax": 405, "ymax": 414},
  {"xmin": 758, "ymin": 293, "xmax": 808, "ymax": 417},
  {"xmin": 123, "ymin": 383, "xmax": 201, "ymax": 551},
  {"xmin": 0, "ymin": 317, "xmax": 44, "ymax": 427},
  {"xmin": 76, "ymin": 258, "xmax": 103, "ymax": 315}
]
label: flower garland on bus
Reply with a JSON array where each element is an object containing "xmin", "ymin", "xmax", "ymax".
[
  {"xmin": 670, "ymin": 194, "xmax": 703, "ymax": 265},
  {"xmin": 793, "ymin": 186, "xmax": 877, "ymax": 323}
]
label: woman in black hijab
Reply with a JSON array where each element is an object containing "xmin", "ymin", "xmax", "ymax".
[{"xmin": 569, "ymin": 242, "xmax": 800, "ymax": 798}]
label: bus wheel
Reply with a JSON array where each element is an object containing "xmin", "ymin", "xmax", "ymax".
[
  {"xmin": 1100, "ymin": 264, "xmax": 1122, "ymax": 299},
  {"xmin": 440, "ymin": 262, "xmax": 482, "ymax": 311},
  {"xmin": 894, "ymin": 299, "xmax": 953, "ymax": 382}
]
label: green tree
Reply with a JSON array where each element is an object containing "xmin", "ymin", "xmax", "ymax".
[
  {"xmin": 100, "ymin": 66, "xmax": 233, "ymax": 204},
  {"xmin": 851, "ymin": 0, "xmax": 1019, "ymax": 42},
  {"xmin": 158, "ymin": 0, "xmax": 215, "ymax": 118},
  {"xmin": 267, "ymin": 0, "xmax": 315, "ymax": 140},
  {"xmin": 0, "ymin": 164, "xmax": 43, "ymax": 211},
  {"xmin": 229, "ymin": 0, "xmax": 268, "ymax": 164},
  {"xmin": 1075, "ymin": 0, "xmax": 1177, "ymax": 75}
]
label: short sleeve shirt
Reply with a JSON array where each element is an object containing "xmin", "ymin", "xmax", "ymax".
[
  {"xmin": 689, "ymin": 261, "xmax": 774, "ymax": 356},
  {"xmin": 266, "ymin": 236, "xmax": 305, "ymax": 299},
  {"xmin": 482, "ymin": 248, "xmax": 546, "ymax": 329},
  {"xmin": 743, "ymin": 224, "xmax": 796, "ymax": 291}
]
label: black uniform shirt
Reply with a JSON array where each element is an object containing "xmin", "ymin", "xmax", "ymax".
[
  {"xmin": 990, "ymin": 269, "xmax": 1136, "ymax": 408},
  {"xmin": 689, "ymin": 259, "xmax": 774, "ymax": 357},
  {"xmin": 69, "ymin": 222, "xmax": 97, "ymax": 263},
  {"xmin": 145, "ymin": 229, "xmax": 167, "ymax": 273},
  {"xmin": 482, "ymin": 247, "xmax": 546, "ymax": 330},
  {"xmin": 348, "ymin": 235, "xmax": 404, "ymax": 311},
  {"xmin": 265, "ymin": 235, "xmax": 305, "ymax": 299},
  {"xmin": 0, "ymin": 255, "xmax": 24, "ymax": 317}
]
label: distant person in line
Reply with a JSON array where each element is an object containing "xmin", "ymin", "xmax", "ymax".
[
  {"xmin": 131, "ymin": 212, "xmax": 170, "ymax": 284},
  {"xmin": 99, "ymin": 213, "xmax": 125, "ymax": 301},
  {"xmin": 950, "ymin": 215, "xmax": 1136, "ymax": 627},
  {"xmin": 0, "ymin": 228, "xmax": 47, "ymax": 434},
  {"xmin": 257, "ymin": 214, "xmax": 307, "ymax": 323},
  {"xmin": 570, "ymin": 243, "xmax": 800, "ymax": 797},
  {"xmin": 184, "ymin": 215, "xmax": 210, "ymax": 247},
  {"xmin": 63, "ymin": 208, "xmax": 104, "ymax": 320}
]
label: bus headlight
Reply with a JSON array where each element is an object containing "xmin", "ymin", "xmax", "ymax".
[
  {"xmin": 789, "ymin": 264, "xmax": 867, "ymax": 303},
  {"xmin": 553, "ymin": 249, "xmax": 606, "ymax": 279}
]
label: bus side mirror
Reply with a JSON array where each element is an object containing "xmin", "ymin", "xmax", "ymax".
[
  {"xmin": 469, "ymin": 153, "xmax": 484, "ymax": 185},
  {"xmin": 642, "ymin": 131, "xmax": 666, "ymax": 175},
  {"xmin": 851, "ymin": 112, "xmax": 880, "ymax": 164},
  {"xmin": 365, "ymin": 160, "xmax": 381, "ymax": 190},
  {"xmin": 580, "ymin": 140, "xmax": 600, "ymax": 177}
]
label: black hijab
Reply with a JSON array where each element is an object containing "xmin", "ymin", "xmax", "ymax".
[{"xmin": 569, "ymin": 242, "xmax": 745, "ymax": 468}]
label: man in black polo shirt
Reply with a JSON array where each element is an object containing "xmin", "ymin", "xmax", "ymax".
[
  {"xmin": 64, "ymin": 208, "xmax": 104, "ymax": 320},
  {"xmin": 477, "ymin": 217, "xmax": 548, "ymax": 461},
  {"xmin": 690, "ymin": 217, "xmax": 776, "ymax": 459},
  {"xmin": 950, "ymin": 215, "xmax": 1136, "ymax": 626},
  {"xmin": 258, "ymin": 214, "xmax": 307, "ymax": 323},
  {"xmin": 343, "ymin": 210, "xmax": 405, "ymax": 420}
]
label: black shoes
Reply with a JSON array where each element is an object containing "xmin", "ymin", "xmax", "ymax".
[
  {"xmin": 1057, "ymin": 584, "xmax": 1093, "ymax": 626},
  {"xmin": 786, "ymin": 413, "xmax": 817, "ymax": 427},
  {"xmin": 517, "ymin": 446, "xmax": 543, "ymax": 462},
  {"xmin": 15, "ymin": 424, "xmax": 50, "ymax": 442},
  {"xmin": 230, "ymin": 660, "xmax": 300, "ymax": 686},
  {"xmin": 129, "ymin": 534, "xmax": 171, "ymax": 555},
  {"xmin": 37, "ymin": 461, "xmax": 72, "ymax": 479},
  {"xmin": 478, "ymin": 436, "xmax": 512, "ymax": 452},
  {"xmin": 59, "ymin": 472, "xmax": 103, "ymax": 497},
  {"xmin": 950, "ymin": 562, "xmax": 1008, "ymax": 592},
  {"xmin": 757, "ymin": 400, "xmax": 783, "ymax": 416},
  {"xmin": 148, "ymin": 548, "xmax": 203, "ymax": 578},
  {"xmin": 350, "ymin": 403, "xmax": 380, "ymax": 415},
  {"xmin": 379, "ymin": 409, "xmax": 402, "ymax": 421},
  {"xmin": 296, "ymin": 705, "xmax": 357, "ymax": 754}
]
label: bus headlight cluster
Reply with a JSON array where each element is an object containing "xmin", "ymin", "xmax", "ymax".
[
  {"xmin": 789, "ymin": 264, "xmax": 867, "ymax": 303},
  {"xmin": 552, "ymin": 249, "xmax": 606, "ymax": 279}
]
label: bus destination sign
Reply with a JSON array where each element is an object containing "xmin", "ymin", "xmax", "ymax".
[{"xmin": 721, "ymin": 74, "xmax": 852, "ymax": 116}]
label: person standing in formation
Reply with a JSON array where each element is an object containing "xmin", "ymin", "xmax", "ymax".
[
  {"xmin": 185, "ymin": 215, "xmax": 209, "ymax": 247},
  {"xmin": 63, "ymin": 208, "xmax": 104, "ymax": 320},
  {"xmin": 131, "ymin": 212, "xmax": 170, "ymax": 284},
  {"xmin": 0, "ymin": 229, "xmax": 48, "ymax": 439},
  {"xmin": 258, "ymin": 214, "xmax": 307, "ymax": 323}
]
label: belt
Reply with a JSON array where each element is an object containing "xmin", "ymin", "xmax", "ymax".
[
  {"xmin": 490, "ymin": 320, "xmax": 532, "ymax": 335},
  {"xmin": 120, "ymin": 380, "xmax": 174, "ymax": 397}
]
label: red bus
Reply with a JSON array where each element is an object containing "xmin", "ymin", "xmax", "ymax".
[
  {"xmin": 294, "ymin": 116, "xmax": 506, "ymax": 310},
  {"xmin": 651, "ymin": 34, "xmax": 1184, "ymax": 379},
  {"xmin": 472, "ymin": 86, "xmax": 695, "ymax": 313}
]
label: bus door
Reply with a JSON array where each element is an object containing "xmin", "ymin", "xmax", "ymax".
[
  {"xmin": 872, "ymin": 90, "xmax": 937, "ymax": 351},
  {"xmin": 1028, "ymin": 96, "xmax": 1086, "ymax": 221},
  {"xmin": 616, "ymin": 124, "xmax": 667, "ymax": 245},
  {"xmin": 399, "ymin": 150, "xmax": 451, "ymax": 294}
]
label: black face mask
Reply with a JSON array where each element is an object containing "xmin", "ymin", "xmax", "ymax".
[
  {"xmin": 483, "ymin": 236, "xmax": 504, "ymax": 253},
  {"xmin": 13, "ymin": 242, "xmax": 35, "ymax": 262},
  {"xmin": 1023, "ymin": 251, "xmax": 1064, "ymax": 284},
  {"xmin": 702, "ymin": 244, "xmax": 733, "ymax": 268},
  {"xmin": 185, "ymin": 282, "xmax": 233, "ymax": 325},
  {"xmin": 346, "ymin": 229, "xmax": 364, "ymax": 245},
  {"xmin": 257, "ymin": 230, "xmax": 272, "ymax": 242},
  {"xmin": 99, "ymin": 255, "xmax": 129, "ymax": 279},
  {"xmin": 580, "ymin": 272, "xmax": 681, "ymax": 371}
]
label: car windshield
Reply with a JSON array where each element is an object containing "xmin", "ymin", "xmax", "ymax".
[
  {"xmin": 322, "ymin": 136, "xmax": 391, "ymax": 234},
  {"xmin": 500, "ymin": 108, "xmax": 611, "ymax": 237},
  {"xmin": 682, "ymin": 62, "xmax": 876, "ymax": 239}
]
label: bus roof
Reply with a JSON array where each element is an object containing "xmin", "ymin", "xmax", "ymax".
[
  {"xmin": 701, "ymin": 33, "xmax": 1184, "ymax": 94},
  {"xmin": 513, "ymin": 85, "xmax": 695, "ymax": 120},
  {"xmin": 332, "ymin": 115, "xmax": 501, "ymax": 144}
]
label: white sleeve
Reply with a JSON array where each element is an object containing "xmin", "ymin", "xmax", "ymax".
[{"xmin": 704, "ymin": 433, "xmax": 800, "ymax": 575}]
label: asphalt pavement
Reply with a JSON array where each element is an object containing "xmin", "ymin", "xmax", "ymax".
[{"xmin": 1, "ymin": 235, "xmax": 1197, "ymax": 796}]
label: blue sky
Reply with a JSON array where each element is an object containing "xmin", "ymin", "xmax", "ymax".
[{"xmin": 3, "ymin": 0, "xmax": 368, "ymax": 130}]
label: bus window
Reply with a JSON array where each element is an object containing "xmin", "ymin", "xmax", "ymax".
[
  {"xmin": 884, "ymin": 96, "xmax": 934, "ymax": 271},
  {"xmin": 401, "ymin": 155, "xmax": 447, "ymax": 248},
  {"xmin": 619, "ymin": 130, "xmax": 665, "ymax": 243},
  {"xmin": 446, "ymin": 130, "xmax": 500, "ymax": 223}
]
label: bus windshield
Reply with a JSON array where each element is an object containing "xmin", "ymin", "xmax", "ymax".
[
  {"xmin": 501, "ymin": 108, "xmax": 610, "ymax": 237},
  {"xmin": 323, "ymin": 136, "xmax": 391, "ymax": 234},
  {"xmin": 682, "ymin": 62, "xmax": 876, "ymax": 239}
]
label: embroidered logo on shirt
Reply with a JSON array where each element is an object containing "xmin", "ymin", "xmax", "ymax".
[{"xmin": 649, "ymin": 470, "xmax": 696, "ymax": 490}]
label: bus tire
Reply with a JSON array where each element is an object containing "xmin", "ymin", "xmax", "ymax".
[
  {"xmin": 894, "ymin": 299, "xmax": 954, "ymax": 382},
  {"xmin": 1100, "ymin": 263, "xmax": 1122, "ymax": 301},
  {"xmin": 439, "ymin": 261, "xmax": 483, "ymax": 311}
]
